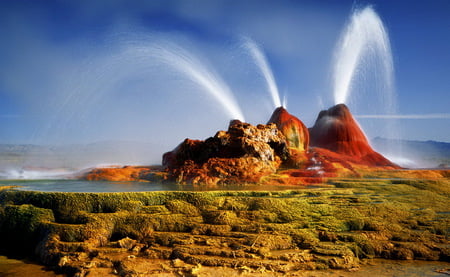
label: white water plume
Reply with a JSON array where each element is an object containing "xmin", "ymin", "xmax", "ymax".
[
  {"xmin": 282, "ymin": 94, "xmax": 288, "ymax": 109},
  {"xmin": 332, "ymin": 5, "xmax": 401, "ymax": 159},
  {"xmin": 152, "ymin": 42, "xmax": 245, "ymax": 122},
  {"xmin": 242, "ymin": 37, "xmax": 282, "ymax": 109},
  {"xmin": 332, "ymin": 5, "xmax": 394, "ymax": 106}
]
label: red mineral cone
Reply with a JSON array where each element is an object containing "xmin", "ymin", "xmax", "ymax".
[
  {"xmin": 309, "ymin": 104, "xmax": 398, "ymax": 167},
  {"xmin": 268, "ymin": 107, "xmax": 309, "ymax": 152}
]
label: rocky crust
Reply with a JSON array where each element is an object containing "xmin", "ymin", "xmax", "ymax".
[{"xmin": 162, "ymin": 120, "xmax": 289, "ymax": 185}]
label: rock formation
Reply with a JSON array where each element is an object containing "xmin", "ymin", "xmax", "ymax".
[
  {"xmin": 267, "ymin": 107, "xmax": 309, "ymax": 152},
  {"xmin": 162, "ymin": 120, "xmax": 289, "ymax": 185},
  {"xmin": 309, "ymin": 104, "xmax": 398, "ymax": 167},
  {"xmin": 82, "ymin": 105, "xmax": 400, "ymax": 184}
]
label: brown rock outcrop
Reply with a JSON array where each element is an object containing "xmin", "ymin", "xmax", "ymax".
[{"xmin": 163, "ymin": 120, "xmax": 289, "ymax": 185}]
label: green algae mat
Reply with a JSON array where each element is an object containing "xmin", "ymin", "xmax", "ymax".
[{"xmin": 0, "ymin": 178, "xmax": 449, "ymax": 276}]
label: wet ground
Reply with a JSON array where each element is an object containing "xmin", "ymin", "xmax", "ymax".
[
  {"xmin": 0, "ymin": 256, "xmax": 63, "ymax": 277},
  {"xmin": 0, "ymin": 175, "xmax": 448, "ymax": 276},
  {"xmin": 0, "ymin": 255, "xmax": 449, "ymax": 276}
]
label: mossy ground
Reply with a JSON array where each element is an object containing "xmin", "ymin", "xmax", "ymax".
[{"xmin": 0, "ymin": 176, "xmax": 449, "ymax": 276}]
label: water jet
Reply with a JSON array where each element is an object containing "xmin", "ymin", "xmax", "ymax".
[
  {"xmin": 331, "ymin": 5, "xmax": 401, "ymax": 162},
  {"xmin": 332, "ymin": 5, "xmax": 394, "ymax": 107},
  {"xmin": 242, "ymin": 37, "xmax": 283, "ymax": 109},
  {"xmin": 152, "ymin": 42, "xmax": 245, "ymax": 122}
]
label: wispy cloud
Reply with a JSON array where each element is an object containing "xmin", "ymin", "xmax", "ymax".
[{"xmin": 356, "ymin": 113, "xmax": 450, "ymax": 119}]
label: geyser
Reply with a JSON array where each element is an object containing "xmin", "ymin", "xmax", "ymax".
[
  {"xmin": 153, "ymin": 42, "xmax": 245, "ymax": 121},
  {"xmin": 309, "ymin": 104, "xmax": 397, "ymax": 167},
  {"xmin": 332, "ymin": 5, "xmax": 401, "ymax": 162},
  {"xmin": 332, "ymin": 5, "xmax": 394, "ymax": 106},
  {"xmin": 242, "ymin": 37, "xmax": 282, "ymax": 109},
  {"xmin": 153, "ymin": 104, "xmax": 400, "ymax": 186},
  {"xmin": 267, "ymin": 107, "xmax": 309, "ymax": 152}
]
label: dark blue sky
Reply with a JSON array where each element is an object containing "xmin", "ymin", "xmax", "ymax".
[{"xmin": 0, "ymin": 0, "xmax": 449, "ymax": 158}]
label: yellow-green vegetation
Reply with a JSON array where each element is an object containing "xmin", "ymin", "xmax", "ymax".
[{"xmin": 0, "ymin": 177, "xmax": 449, "ymax": 276}]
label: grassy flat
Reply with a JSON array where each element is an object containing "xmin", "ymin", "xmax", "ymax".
[{"xmin": 0, "ymin": 175, "xmax": 449, "ymax": 276}]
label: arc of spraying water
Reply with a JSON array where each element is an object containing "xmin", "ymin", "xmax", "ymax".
[
  {"xmin": 332, "ymin": 5, "xmax": 401, "ymax": 161},
  {"xmin": 151, "ymin": 42, "xmax": 245, "ymax": 122},
  {"xmin": 332, "ymin": 5, "xmax": 394, "ymax": 106},
  {"xmin": 242, "ymin": 37, "xmax": 282, "ymax": 108}
]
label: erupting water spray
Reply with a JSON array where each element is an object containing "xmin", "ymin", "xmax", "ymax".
[
  {"xmin": 332, "ymin": 5, "xmax": 394, "ymax": 107},
  {"xmin": 152, "ymin": 42, "xmax": 245, "ymax": 122},
  {"xmin": 242, "ymin": 37, "xmax": 283, "ymax": 109},
  {"xmin": 331, "ymin": 5, "xmax": 401, "ymax": 163}
]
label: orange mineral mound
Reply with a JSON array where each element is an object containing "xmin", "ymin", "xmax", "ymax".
[
  {"xmin": 83, "ymin": 166, "xmax": 164, "ymax": 182},
  {"xmin": 309, "ymin": 104, "xmax": 399, "ymax": 168},
  {"xmin": 268, "ymin": 106, "xmax": 309, "ymax": 152}
]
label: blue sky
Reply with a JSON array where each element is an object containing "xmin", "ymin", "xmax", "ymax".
[{"xmin": 0, "ymin": 0, "xmax": 449, "ymax": 162}]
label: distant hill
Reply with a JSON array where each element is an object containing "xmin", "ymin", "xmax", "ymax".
[
  {"xmin": 1, "ymin": 138, "xmax": 449, "ymax": 170},
  {"xmin": 371, "ymin": 137, "xmax": 450, "ymax": 168},
  {"xmin": 0, "ymin": 140, "xmax": 165, "ymax": 170}
]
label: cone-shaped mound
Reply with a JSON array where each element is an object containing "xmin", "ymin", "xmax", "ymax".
[
  {"xmin": 268, "ymin": 107, "xmax": 309, "ymax": 152},
  {"xmin": 309, "ymin": 104, "xmax": 397, "ymax": 167}
]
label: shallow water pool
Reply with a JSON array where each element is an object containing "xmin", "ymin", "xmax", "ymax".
[{"xmin": 0, "ymin": 179, "xmax": 307, "ymax": 192}]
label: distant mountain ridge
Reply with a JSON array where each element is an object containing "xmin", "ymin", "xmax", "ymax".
[
  {"xmin": 371, "ymin": 137, "xmax": 450, "ymax": 168},
  {"xmin": 0, "ymin": 140, "xmax": 164, "ymax": 170}
]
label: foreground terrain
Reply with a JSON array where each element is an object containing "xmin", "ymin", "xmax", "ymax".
[{"xmin": 0, "ymin": 171, "xmax": 449, "ymax": 276}]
